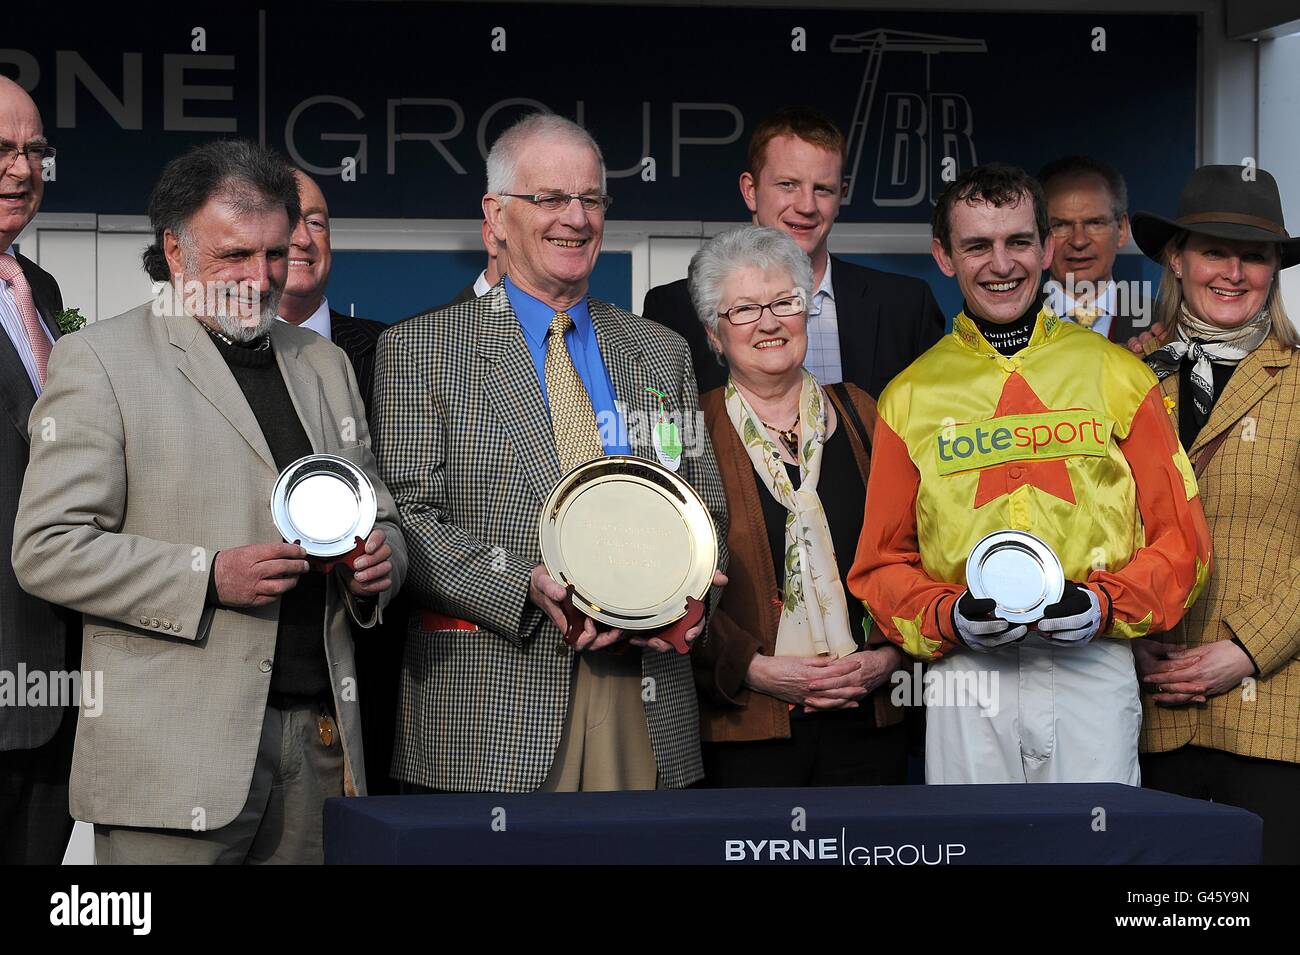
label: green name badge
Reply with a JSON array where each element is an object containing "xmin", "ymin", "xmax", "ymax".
[{"xmin": 654, "ymin": 420, "xmax": 683, "ymax": 470}]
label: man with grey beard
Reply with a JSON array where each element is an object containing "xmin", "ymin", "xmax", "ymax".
[{"xmin": 12, "ymin": 140, "xmax": 406, "ymax": 864}]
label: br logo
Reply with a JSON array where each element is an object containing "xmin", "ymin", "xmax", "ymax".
[{"xmin": 831, "ymin": 28, "xmax": 986, "ymax": 208}]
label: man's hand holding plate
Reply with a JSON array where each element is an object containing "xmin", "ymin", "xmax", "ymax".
[
  {"xmin": 342, "ymin": 528, "xmax": 393, "ymax": 597},
  {"xmin": 530, "ymin": 564, "xmax": 624, "ymax": 650},
  {"xmin": 629, "ymin": 570, "xmax": 728, "ymax": 652},
  {"xmin": 215, "ymin": 542, "xmax": 310, "ymax": 608},
  {"xmin": 529, "ymin": 564, "xmax": 571, "ymax": 632}
]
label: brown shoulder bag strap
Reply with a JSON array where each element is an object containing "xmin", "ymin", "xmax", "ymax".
[{"xmin": 828, "ymin": 382, "xmax": 872, "ymax": 457}]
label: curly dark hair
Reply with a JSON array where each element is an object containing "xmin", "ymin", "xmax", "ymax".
[
  {"xmin": 931, "ymin": 162, "xmax": 1048, "ymax": 254},
  {"xmin": 141, "ymin": 140, "xmax": 300, "ymax": 282}
]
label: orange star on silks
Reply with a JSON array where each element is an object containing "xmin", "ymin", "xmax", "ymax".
[{"xmin": 972, "ymin": 372, "xmax": 1078, "ymax": 508}]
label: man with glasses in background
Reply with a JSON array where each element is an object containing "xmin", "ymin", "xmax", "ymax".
[
  {"xmin": 0, "ymin": 76, "xmax": 80, "ymax": 865},
  {"xmin": 1039, "ymin": 156, "xmax": 1156, "ymax": 344},
  {"xmin": 373, "ymin": 112, "xmax": 727, "ymax": 794}
]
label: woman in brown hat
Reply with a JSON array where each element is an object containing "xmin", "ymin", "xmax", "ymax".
[{"xmin": 1130, "ymin": 164, "xmax": 1300, "ymax": 863}]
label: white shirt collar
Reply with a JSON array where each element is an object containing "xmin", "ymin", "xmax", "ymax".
[
  {"xmin": 806, "ymin": 256, "xmax": 835, "ymax": 318},
  {"xmin": 278, "ymin": 297, "xmax": 332, "ymax": 339},
  {"xmin": 814, "ymin": 256, "xmax": 835, "ymax": 301},
  {"xmin": 472, "ymin": 269, "xmax": 492, "ymax": 297}
]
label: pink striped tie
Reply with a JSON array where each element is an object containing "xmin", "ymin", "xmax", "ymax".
[{"xmin": 0, "ymin": 253, "xmax": 52, "ymax": 388}]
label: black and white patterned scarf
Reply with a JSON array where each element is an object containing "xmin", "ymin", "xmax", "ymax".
[{"xmin": 1146, "ymin": 303, "xmax": 1270, "ymax": 432}]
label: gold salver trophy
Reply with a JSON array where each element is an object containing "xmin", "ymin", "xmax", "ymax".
[{"xmin": 538, "ymin": 456, "xmax": 719, "ymax": 653}]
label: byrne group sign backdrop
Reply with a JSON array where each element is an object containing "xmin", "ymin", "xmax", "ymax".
[{"xmin": 9, "ymin": 3, "xmax": 1197, "ymax": 222}]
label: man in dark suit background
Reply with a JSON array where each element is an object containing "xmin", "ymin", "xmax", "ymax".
[
  {"xmin": 279, "ymin": 169, "xmax": 386, "ymax": 413},
  {"xmin": 643, "ymin": 107, "xmax": 945, "ymax": 399},
  {"xmin": 0, "ymin": 75, "xmax": 78, "ymax": 864},
  {"xmin": 278, "ymin": 168, "xmax": 401, "ymax": 794}
]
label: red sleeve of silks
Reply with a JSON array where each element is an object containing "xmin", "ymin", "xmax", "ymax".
[
  {"xmin": 1085, "ymin": 384, "xmax": 1213, "ymax": 638},
  {"xmin": 847, "ymin": 416, "xmax": 963, "ymax": 660}
]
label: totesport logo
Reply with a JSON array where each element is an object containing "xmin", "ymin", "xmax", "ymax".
[{"xmin": 935, "ymin": 411, "xmax": 1114, "ymax": 476}]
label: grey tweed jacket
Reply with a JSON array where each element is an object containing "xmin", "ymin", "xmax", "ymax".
[{"xmin": 373, "ymin": 281, "xmax": 728, "ymax": 792}]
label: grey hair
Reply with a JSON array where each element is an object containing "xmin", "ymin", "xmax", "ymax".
[
  {"xmin": 142, "ymin": 139, "xmax": 299, "ymax": 282},
  {"xmin": 1037, "ymin": 155, "xmax": 1129, "ymax": 223},
  {"xmin": 485, "ymin": 112, "xmax": 607, "ymax": 202},
  {"xmin": 687, "ymin": 226, "xmax": 814, "ymax": 353}
]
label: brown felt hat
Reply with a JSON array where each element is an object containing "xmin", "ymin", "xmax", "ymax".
[{"xmin": 1132, "ymin": 164, "xmax": 1300, "ymax": 270}]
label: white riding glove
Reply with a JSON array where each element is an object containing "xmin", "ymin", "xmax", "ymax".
[
  {"xmin": 952, "ymin": 591, "xmax": 1027, "ymax": 652},
  {"xmin": 1036, "ymin": 582, "xmax": 1103, "ymax": 646}
]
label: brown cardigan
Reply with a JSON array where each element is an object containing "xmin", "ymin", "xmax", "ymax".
[{"xmin": 695, "ymin": 382, "xmax": 905, "ymax": 743}]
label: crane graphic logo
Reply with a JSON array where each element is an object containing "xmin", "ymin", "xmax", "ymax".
[{"xmin": 832, "ymin": 29, "xmax": 988, "ymax": 208}]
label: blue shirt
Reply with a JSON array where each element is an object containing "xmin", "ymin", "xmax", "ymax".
[{"xmin": 505, "ymin": 276, "xmax": 630, "ymax": 455}]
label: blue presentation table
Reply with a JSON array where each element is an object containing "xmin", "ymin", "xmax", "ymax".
[{"xmin": 324, "ymin": 784, "xmax": 1261, "ymax": 864}]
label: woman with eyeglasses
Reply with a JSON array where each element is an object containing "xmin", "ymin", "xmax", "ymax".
[
  {"xmin": 687, "ymin": 225, "xmax": 907, "ymax": 787},
  {"xmin": 1130, "ymin": 164, "xmax": 1300, "ymax": 864}
]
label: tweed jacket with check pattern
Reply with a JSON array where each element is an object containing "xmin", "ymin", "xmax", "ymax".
[
  {"xmin": 1141, "ymin": 335, "xmax": 1300, "ymax": 764},
  {"xmin": 373, "ymin": 281, "xmax": 728, "ymax": 791}
]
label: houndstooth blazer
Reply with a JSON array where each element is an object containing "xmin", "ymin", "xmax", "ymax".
[
  {"xmin": 1141, "ymin": 335, "xmax": 1300, "ymax": 764},
  {"xmin": 373, "ymin": 281, "xmax": 728, "ymax": 791}
]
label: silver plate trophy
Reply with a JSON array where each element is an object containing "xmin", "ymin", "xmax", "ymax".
[
  {"xmin": 965, "ymin": 530, "xmax": 1065, "ymax": 624},
  {"xmin": 271, "ymin": 453, "xmax": 377, "ymax": 558}
]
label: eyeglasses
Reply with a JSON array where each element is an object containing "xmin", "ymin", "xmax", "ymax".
[
  {"xmin": 0, "ymin": 142, "xmax": 56, "ymax": 169},
  {"xmin": 718, "ymin": 295, "xmax": 806, "ymax": 326},
  {"xmin": 1049, "ymin": 217, "xmax": 1117, "ymax": 238},
  {"xmin": 501, "ymin": 193, "xmax": 613, "ymax": 213}
]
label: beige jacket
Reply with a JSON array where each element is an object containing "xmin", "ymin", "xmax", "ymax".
[
  {"xmin": 12, "ymin": 300, "xmax": 407, "ymax": 829},
  {"xmin": 1141, "ymin": 335, "xmax": 1300, "ymax": 764}
]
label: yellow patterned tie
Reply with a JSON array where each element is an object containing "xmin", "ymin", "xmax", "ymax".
[
  {"xmin": 544, "ymin": 311, "xmax": 605, "ymax": 471},
  {"xmin": 1067, "ymin": 305, "xmax": 1100, "ymax": 329}
]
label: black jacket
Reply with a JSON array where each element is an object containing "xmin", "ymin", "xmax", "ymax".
[
  {"xmin": 393, "ymin": 277, "xmax": 480, "ymax": 331},
  {"xmin": 327, "ymin": 306, "xmax": 401, "ymax": 792},
  {"xmin": 329, "ymin": 309, "xmax": 386, "ymax": 415},
  {"xmin": 1, "ymin": 252, "xmax": 79, "ymax": 751},
  {"xmin": 441, "ymin": 280, "xmax": 479, "ymax": 309},
  {"xmin": 641, "ymin": 255, "xmax": 945, "ymax": 399}
]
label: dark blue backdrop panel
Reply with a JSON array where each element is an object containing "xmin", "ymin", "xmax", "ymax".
[
  {"xmin": 10, "ymin": 4, "xmax": 1197, "ymax": 223},
  {"xmin": 327, "ymin": 250, "xmax": 631, "ymax": 323},
  {"xmin": 323, "ymin": 783, "xmax": 1261, "ymax": 865}
]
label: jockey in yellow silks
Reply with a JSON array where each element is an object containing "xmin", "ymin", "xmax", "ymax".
[{"xmin": 848, "ymin": 164, "xmax": 1211, "ymax": 785}]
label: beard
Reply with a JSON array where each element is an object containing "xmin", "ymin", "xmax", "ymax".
[
  {"xmin": 178, "ymin": 272, "xmax": 283, "ymax": 342},
  {"xmin": 209, "ymin": 284, "xmax": 282, "ymax": 342}
]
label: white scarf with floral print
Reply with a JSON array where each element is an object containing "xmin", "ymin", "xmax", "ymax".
[{"xmin": 725, "ymin": 371, "xmax": 858, "ymax": 659}]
